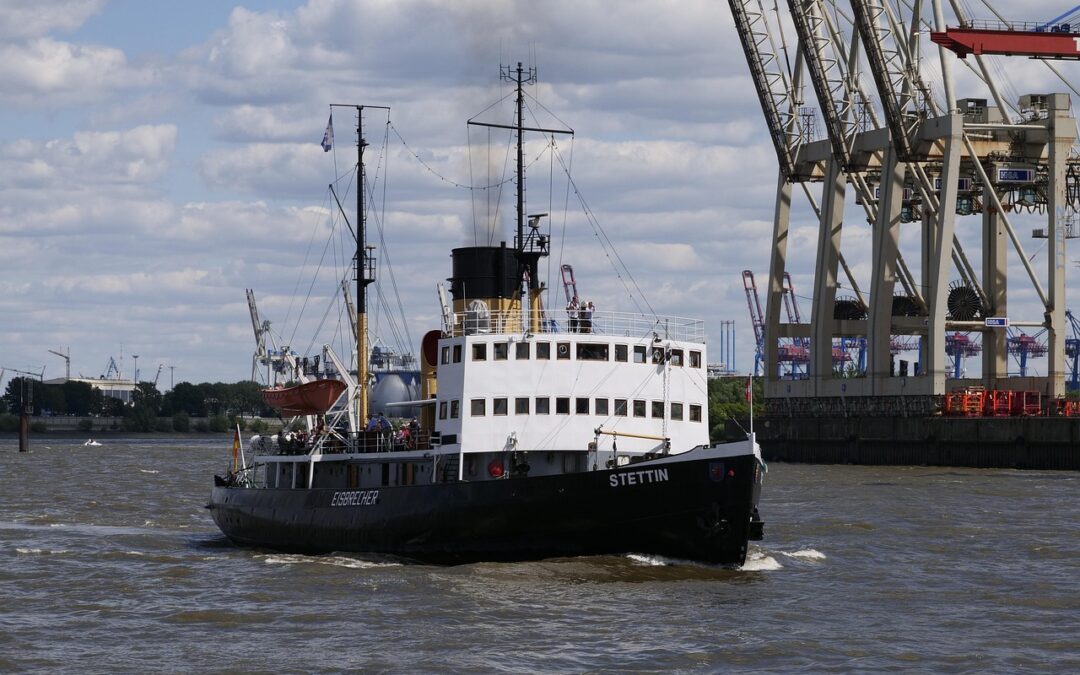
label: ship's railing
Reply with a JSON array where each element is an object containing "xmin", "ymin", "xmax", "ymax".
[
  {"xmin": 260, "ymin": 429, "xmax": 434, "ymax": 456},
  {"xmin": 448, "ymin": 308, "xmax": 706, "ymax": 343}
]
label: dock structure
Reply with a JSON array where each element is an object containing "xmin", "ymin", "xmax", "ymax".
[{"xmin": 729, "ymin": 0, "xmax": 1078, "ymax": 418}]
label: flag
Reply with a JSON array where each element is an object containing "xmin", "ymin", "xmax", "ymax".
[
  {"xmin": 745, "ymin": 376, "xmax": 752, "ymax": 403},
  {"xmin": 321, "ymin": 114, "xmax": 333, "ymax": 152},
  {"xmin": 232, "ymin": 425, "xmax": 241, "ymax": 472}
]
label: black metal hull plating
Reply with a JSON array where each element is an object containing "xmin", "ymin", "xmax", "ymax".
[{"xmin": 208, "ymin": 447, "xmax": 763, "ymax": 565}]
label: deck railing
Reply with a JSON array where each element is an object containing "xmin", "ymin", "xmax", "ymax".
[{"xmin": 449, "ymin": 308, "xmax": 706, "ymax": 343}]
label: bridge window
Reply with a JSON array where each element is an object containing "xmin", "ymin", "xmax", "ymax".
[
  {"xmin": 595, "ymin": 398, "xmax": 609, "ymax": 416},
  {"xmin": 515, "ymin": 342, "xmax": 530, "ymax": 359},
  {"xmin": 669, "ymin": 349, "xmax": 684, "ymax": 366},
  {"xmin": 472, "ymin": 343, "xmax": 487, "ymax": 361},
  {"xmin": 439, "ymin": 401, "xmax": 447, "ymax": 420},
  {"xmin": 450, "ymin": 400, "xmax": 460, "ymax": 419},
  {"xmin": 633, "ymin": 400, "xmax": 646, "ymax": 418},
  {"xmin": 690, "ymin": 351, "xmax": 702, "ymax": 368},
  {"xmin": 536, "ymin": 342, "xmax": 551, "ymax": 360},
  {"xmin": 493, "ymin": 398, "xmax": 508, "ymax": 416},
  {"xmin": 690, "ymin": 404, "xmax": 702, "ymax": 422},
  {"xmin": 671, "ymin": 402, "xmax": 684, "ymax": 420},
  {"xmin": 652, "ymin": 347, "xmax": 665, "ymax": 364},
  {"xmin": 651, "ymin": 401, "xmax": 664, "ymax": 418},
  {"xmin": 515, "ymin": 397, "xmax": 530, "ymax": 414},
  {"xmin": 576, "ymin": 343, "xmax": 609, "ymax": 361},
  {"xmin": 614, "ymin": 399, "xmax": 628, "ymax": 416},
  {"xmin": 471, "ymin": 399, "xmax": 485, "ymax": 416},
  {"xmin": 494, "ymin": 343, "xmax": 508, "ymax": 360},
  {"xmin": 633, "ymin": 345, "xmax": 647, "ymax": 363},
  {"xmin": 453, "ymin": 344, "xmax": 462, "ymax": 363},
  {"xmin": 441, "ymin": 346, "xmax": 450, "ymax": 364},
  {"xmin": 535, "ymin": 397, "xmax": 550, "ymax": 414},
  {"xmin": 615, "ymin": 344, "xmax": 628, "ymax": 362},
  {"xmin": 556, "ymin": 397, "xmax": 570, "ymax": 414},
  {"xmin": 576, "ymin": 397, "xmax": 590, "ymax": 414}
]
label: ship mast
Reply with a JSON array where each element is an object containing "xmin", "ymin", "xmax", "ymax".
[
  {"xmin": 331, "ymin": 103, "xmax": 388, "ymax": 425},
  {"xmin": 468, "ymin": 63, "xmax": 572, "ymax": 324}
]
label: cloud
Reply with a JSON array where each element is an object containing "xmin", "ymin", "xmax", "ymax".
[
  {"xmin": 0, "ymin": 0, "xmax": 105, "ymax": 40},
  {"xmin": 0, "ymin": 37, "xmax": 157, "ymax": 107},
  {"xmin": 0, "ymin": 125, "xmax": 177, "ymax": 197}
]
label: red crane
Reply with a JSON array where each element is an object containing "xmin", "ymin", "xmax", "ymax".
[{"xmin": 932, "ymin": 6, "xmax": 1080, "ymax": 59}]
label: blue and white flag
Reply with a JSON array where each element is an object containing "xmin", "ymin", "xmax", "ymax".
[{"xmin": 321, "ymin": 114, "xmax": 333, "ymax": 152}]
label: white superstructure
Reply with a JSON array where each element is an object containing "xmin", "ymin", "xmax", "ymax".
[{"xmin": 432, "ymin": 309, "xmax": 710, "ymax": 457}]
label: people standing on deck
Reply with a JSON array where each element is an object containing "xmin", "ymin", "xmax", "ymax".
[
  {"xmin": 567, "ymin": 295, "xmax": 580, "ymax": 333},
  {"xmin": 407, "ymin": 418, "xmax": 420, "ymax": 449},
  {"xmin": 580, "ymin": 300, "xmax": 594, "ymax": 334},
  {"xmin": 366, "ymin": 411, "xmax": 392, "ymax": 450}
]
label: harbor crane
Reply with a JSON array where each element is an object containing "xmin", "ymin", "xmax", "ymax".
[
  {"xmin": 728, "ymin": 0, "xmax": 1078, "ymax": 413},
  {"xmin": 1066, "ymin": 310, "xmax": 1080, "ymax": 391},
  {"xmin": 48, "ymin": 347, "xmax": 70, "ymax": 380},
  {"xmin": 932, "ymin": 5, "xmax": 1080, "ymax": 59}
]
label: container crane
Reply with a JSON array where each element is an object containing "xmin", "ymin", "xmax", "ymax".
[
  {"xmin": 946, "ymin": 333, "xmax": 982, "ymax": 379},
  {"xmin": 1008, "ymin": 328, "xmax": 1049, "ymax": 377},
  {"xmin": 1066, "ymin": 310, "xmax": 1080, "ymax": 391},
  {"xmin": 932, "ymin": 6, "xmax": 1080, "ymax": 59},
  {"xmin": 744, "ymin": 269, "xmax": 809, "ymax": 377},
  {"xmin": 153, "ymin": 363, "xmax": 164, "ymax": 388}
]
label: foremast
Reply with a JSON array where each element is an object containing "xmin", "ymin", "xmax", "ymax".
[{"xmin": 330, "ymin": 103, "xmax": 389, "ymax": 426}]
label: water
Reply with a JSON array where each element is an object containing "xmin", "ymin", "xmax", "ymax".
[{"xmin": 2, "ymin": 437, "xmax": 1077, "ymax": 673}]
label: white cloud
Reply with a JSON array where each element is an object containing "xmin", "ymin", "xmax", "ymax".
[
  {"xmin": 0, "ymin": 0, "xmax": 105, "ymax": 40},
  {"xmin": 0, "ymin": 37, "xmax": 157, "ymax": 107}
]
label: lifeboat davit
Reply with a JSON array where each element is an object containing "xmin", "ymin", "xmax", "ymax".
[{"xmin": 261, "ymin": 379, "xmax": 347, "ymax": 415}]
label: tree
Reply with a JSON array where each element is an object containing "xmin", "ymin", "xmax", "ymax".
[
  {"xmin": 3, "ymin": 377, "xmax": 38, "ymax": 415},
  {"xmin": 232, "ymin": 380, "xmax": 265, "ymax": 417},
  {"xmin": 163, "ymin": 382, "xmax": 206, "ymax": 416},
  {"xmin": 62, "ymin": 381, "xmax": 104, "ymax": 416}
]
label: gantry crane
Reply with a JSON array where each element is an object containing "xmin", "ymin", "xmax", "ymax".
[
  {"xmin": 933, "ymin": 5, "xmax": 1080, "ymax": 59},
  {"xmin": 729, "ymin": 0, "xmax": 1079, "ymax": 412},
  {"xmin": 1066, "ymin": 310, "xmax": 1080, "ymax": 391}
]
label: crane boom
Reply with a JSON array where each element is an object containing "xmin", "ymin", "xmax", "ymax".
[{"xmin": 48, "ymin": 348, "xmax": 70, "ymax": 380}]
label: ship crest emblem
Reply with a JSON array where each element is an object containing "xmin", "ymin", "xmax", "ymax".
[{"xmin": 708, "ymin": 462, "xmax": 726, "ymax": 482}]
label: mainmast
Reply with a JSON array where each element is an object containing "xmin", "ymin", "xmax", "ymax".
[{"xmin": 468, "ymin": 64, "xmax": 572, "ymax": 327}]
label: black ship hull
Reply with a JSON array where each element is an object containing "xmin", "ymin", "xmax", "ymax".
[{"xmin": 207, "ymin": 445, "xmax": 764, "ymax": 566}]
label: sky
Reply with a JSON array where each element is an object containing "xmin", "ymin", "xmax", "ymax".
[{"xmin": 0, "ymin": 0, "xmax": 1076, "ymax": 389}]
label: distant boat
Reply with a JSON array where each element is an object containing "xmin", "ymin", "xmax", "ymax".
[
  {"xmin": 83, "ymin": 439, "xmax": 102, "ymax": 446},
  {"xmin": 261, "ymin": 380, "xmax": 348, "ymax": 416}
]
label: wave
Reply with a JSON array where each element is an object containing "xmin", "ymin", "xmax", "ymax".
[
  {"xmin": 783, "ymin": 548, "xmax": 826, "ymax": 561},
  {"xmin": 261, "ymin": 553, "xmax": 401, "ymax": 569},
  {"xmin": 740, "ymin": 550, "xmax": 782, "ymax": 571}
]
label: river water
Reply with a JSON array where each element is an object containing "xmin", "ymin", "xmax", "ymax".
[{"xmin": 1, "ymin": 436, "xmax": 1077, "ymax": 673}]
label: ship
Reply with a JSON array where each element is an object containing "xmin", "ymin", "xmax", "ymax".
[{"xmin": 207, "ymin": 65, "xmax": 765, "ymax": 566}]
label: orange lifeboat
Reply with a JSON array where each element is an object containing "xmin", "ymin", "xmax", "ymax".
[{"xmin": 261, "ymin": 379, "xmax": 347, "ymax": 415}]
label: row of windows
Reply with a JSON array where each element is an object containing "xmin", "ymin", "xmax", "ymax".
[
  {"xmin": 438, "ymin": 397, "xmax": 703, "ymax": 422},
  {"xmin": 440, "ymin": 341, "xmax": 703, "ymax": 368}
]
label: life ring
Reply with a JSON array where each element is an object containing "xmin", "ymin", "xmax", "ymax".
[{"xmin": 487, "ymin": 458, "xmax": 504, "ymax": 478}]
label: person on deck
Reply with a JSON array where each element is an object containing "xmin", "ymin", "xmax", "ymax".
[
  {"xmin": 580, "ymin": 300, "xmax": 594, "ymax": 334},
  {"xmin": 407, "ymin": 418, "xmax": 420, "ymax": 449},
  {"xmin": 567, "ymin": 295, "xmax": 580, "ymax": 333}
]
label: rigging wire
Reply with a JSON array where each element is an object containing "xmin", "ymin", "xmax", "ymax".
[{"xmin": 549, "ymin": 141, "xmax": 658, "ymax": 319}]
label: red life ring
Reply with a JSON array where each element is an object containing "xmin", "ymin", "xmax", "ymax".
[{"xmin": 487, "ymin": 459, "xmax": 504, "ymax": 478}]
